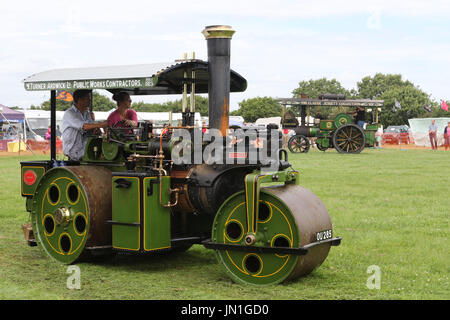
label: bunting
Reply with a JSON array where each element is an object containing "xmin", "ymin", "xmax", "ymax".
[
  {"xmin": 56, "ymin": 91, "xmax": 73, "ymax": 102},
  {"xmin": 393, "ymin": 98, "xmax": 402, "ymax": 111},
  {"xmin": 422, "ymin": 104, "xmax": 432, "ymax": 113}
]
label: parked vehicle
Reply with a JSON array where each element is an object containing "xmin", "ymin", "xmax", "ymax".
[{"xmin": 382, "ymin": 125, "xmax": 412, "ymax": 144}]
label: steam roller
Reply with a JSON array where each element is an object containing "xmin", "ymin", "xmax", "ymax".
[
  {"xmin": 30, "ymin": 166, "xmax": 111, "ymax": 264},
  {"xmin": 20, "ymin": 24, "xmax": 341, "ymax": 285}
]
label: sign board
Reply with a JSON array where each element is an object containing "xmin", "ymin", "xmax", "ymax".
[
  {"xmin": 277, "ymin": 98, "xmax": 384, "ymax": 108},
  {"xmin": 24, "ymin": 76, "xmax": 158, "ymax": 91}
]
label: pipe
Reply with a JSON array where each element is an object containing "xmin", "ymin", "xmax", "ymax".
[
  {"xmin": 190, "ymin": 52, "xmax": 196, "ymax": 113},
  {"xmin": 202, "ymin": 25, "xmax": 235, "ymax": 136},
  {"xmin": 182, "ymin": 53, "xmax": 188, "ymax": 113},
  {"xmin": 50, "ymin": 90, "xmax": 56, "ymax": 160}
]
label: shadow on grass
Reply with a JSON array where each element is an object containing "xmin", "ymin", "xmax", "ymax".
[{"xmin": 81, "ymin": 245, "xmax": 218, "ymax": 274}]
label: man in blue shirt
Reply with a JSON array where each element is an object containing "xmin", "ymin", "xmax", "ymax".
[
  {"xmin": 428, "ymin": 119, "xmax": 438, "ymax": 150},
  {"xmin": 61, "ymin": 90, "xmax": 109, "ymax": 161}
]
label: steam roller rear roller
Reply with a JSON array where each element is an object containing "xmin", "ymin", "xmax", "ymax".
[
  {"xmin": 30, "ymin": 166, "xmax": 112, "ymax": 264},
  {"xmin": 211, "ymin": 178, "xmax": 339, "ymax": 285}
]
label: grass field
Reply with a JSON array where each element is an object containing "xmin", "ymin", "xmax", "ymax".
[{"xmin": 0, "ymin": 148, "xmax": 448, "ymax": 300}]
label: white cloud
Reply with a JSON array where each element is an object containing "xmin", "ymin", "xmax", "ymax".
[
  {"xmin": 3, "ymin": 0, "xmax": 450, "ymax": 25},
  {"xmin": 367, "ymin": 10, "xmax": 382, "ymax": 30},
  {"xmin": 1, "ymin": 0, "xmax": 449, "ymax": 109}
]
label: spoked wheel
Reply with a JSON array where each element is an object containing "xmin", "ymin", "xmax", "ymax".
[
  {"xmin": 212, "ymin": 185, "xmax": 333, "ymax": 285},
  {"xmin": 288, "ymin": 135, "xmax": 310, "ymax": 153},
  {"xmin": 31, "ymin": 166, "xmax": 112, "ymax": 264},
  {"xmin": 332, "ymin": 124, "xmax": 366, "ymax": 154}
]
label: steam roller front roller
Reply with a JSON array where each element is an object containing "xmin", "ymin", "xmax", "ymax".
[
  {"xmin": 30, "ymin": 166, "xmax": 112, "ymax": 264},
  {"xmin": 209, "ymin": 171, "xmax": 341, "ymax": 285}
]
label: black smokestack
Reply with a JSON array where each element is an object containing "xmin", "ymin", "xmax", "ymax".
[{"xmin": 202, "ymin": 25, "xmax": 235, "ymax": 135}]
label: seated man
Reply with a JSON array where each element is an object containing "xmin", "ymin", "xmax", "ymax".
[{"xmin": 61, "ymin": 90, "xmax": 109, "ymax": 161}]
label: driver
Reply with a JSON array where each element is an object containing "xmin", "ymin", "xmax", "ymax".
[
  {"xmin": 107, "ymin": 92, "xmax": 138, "ymax": 129},
  {"xmin": 61, "ymin": 89, "xmax": 109, "ymax": 161},
  {"xmin": 352, "ymin": 106, "xmax": 366, "ymax": 128}
]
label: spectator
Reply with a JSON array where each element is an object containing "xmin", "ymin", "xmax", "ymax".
[
  {"xmin": 428, "ymin": 119, "xmax": 438, "ymax": 150},
  {"xmin": 45, "ymin": 126, "xmax": 51, "ymax": 141},
  {"xmin": 282, "ymin": 128, "xmax": 290, "ymax": 149},
  {"xmin": 375, "ymin": 128, "xmax": 383, "ymax": 148},
  {"xmin": 444, "ymin": 121, "xmax": 450, "ymax": 151},
  {"xmin": 161, "ymin": 123, "xmax": 169, "ymax": 137},
  {"xmin": 5, "ymin": 125, "xmax": 18, "ymax": 140}
]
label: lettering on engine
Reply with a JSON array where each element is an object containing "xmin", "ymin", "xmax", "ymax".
[{"xmin": 316, "ymin": 229, "xmax": 332, "ymax": 241}]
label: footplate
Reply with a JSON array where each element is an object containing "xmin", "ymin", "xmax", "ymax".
[{"xmin": 202, "ymin": 237, "xmax": 341, "ymax": 256}]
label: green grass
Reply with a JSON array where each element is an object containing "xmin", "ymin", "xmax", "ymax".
[{"xmin": 0, "ymin": 148, "xmax": 448, "ymax": 300}]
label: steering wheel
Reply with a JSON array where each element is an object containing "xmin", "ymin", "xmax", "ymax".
[
  {"xmin": 107, "ymin": 120, "xmax": 136, "ymax": 141},
  {"xmin": 113, "ymin": 119, "xmax": 128, "ymax": 128}
]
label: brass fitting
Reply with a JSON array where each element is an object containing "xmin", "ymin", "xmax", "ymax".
[
  {"xmin": 202, "ymin": 25, "xmax": 235, "ymax": 39},
  {"xmin": 54, "ymin": 207, "xmax": 71, "ymax": 226}
]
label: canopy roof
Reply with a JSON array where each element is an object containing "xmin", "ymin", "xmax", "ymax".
[
  {"xmin": 277, "ymin": 98, "xmax": 384, "ymax": 108},
  {"xmin": 23, "ymin": 60, "xmax": 247, "ymax": 95},
  {"xmin": 0, "ymin": 104, "xmax": 25, "ymax": 121}
]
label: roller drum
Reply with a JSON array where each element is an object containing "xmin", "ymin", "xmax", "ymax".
[
  {"xmin": 30, "ymin": 166, "xmax": 112, "ymax": 263},
  {"xmin": 266, "ymin": 185, "xmax": 331, "ymax": 279},
  {"xmin": 212, "ymin": 184, "xmax": 333, "ymax": 285}
]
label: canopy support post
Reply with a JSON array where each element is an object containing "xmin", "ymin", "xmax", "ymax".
[{"xmin": 50, "ymin": 90, "xmax": 56, "ymax": 161}]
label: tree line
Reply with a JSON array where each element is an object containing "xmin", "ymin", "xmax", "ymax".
[
  {"xmin": 28, "ymin": 73, "xmax": 448, "ymax": 127},
  {"xmin": 234, "ymin": 73, "xmax": 447, "ymax": 127}
]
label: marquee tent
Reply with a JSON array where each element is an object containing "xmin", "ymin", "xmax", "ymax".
[
  {"xmin": 408, "ymin": 117, "xmax": 450, "ymax": 147},
  {"xmin": 0, "ymin": 104, "xmax": 25, "ymax": 122},
  {"xmin": 0, "ymin": 104, "xmax": 26, "ymax": 151}
]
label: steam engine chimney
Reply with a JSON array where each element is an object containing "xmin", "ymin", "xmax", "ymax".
[{"xmin": 202, "ymin": 25, "xmax": 235, "ymax": 136}]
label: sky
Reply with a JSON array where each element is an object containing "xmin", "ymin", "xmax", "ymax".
[{"xmin": 1, "ymin": 0, "xmax": 450, "ymax": 112}]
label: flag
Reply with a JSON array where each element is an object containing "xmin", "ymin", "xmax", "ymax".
[
  {"xmin": 56, "ymin": 91, "xmax": 73, "ymax": 102},
  {"xmin": 393, "ymin": 98, "xmax": 402, "ymax": 111},
  {"xmin": 441, "ymin": 100, "xmax": 449, "ymax": 112},
  {"xmin": 422, "ymin": 104, "xmax": 432, "ymax": 113}
]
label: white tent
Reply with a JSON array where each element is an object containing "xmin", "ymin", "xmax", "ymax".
[
  {"xmin": 22, "ymin": 109, "xmax": 204, "ymax": 139},
  {"xmin": 24, "ymin": 109, "xmax": 202, "ymax": 129},
  {"xmin": 229, "ymin": 115, "xmax": 244, "ymax": 123},
  {"xmin": 21, "ymin": 109, "xmax": 64, "ymax": 139},
  {"xmin": 255, "ymin": 116, "xmax": 315, "ymax": 128},
  {"xmin": 135, "ymin": 112, "xmax": 202, "ymax": 126},
  {"xmin": 92, "ymin": 110, "xmax": 114, "ymax": 121},
  {"xmin": 255, "ymin": 117, "xmax": 282, "ymax": 127},
  {"xmin": 408, "ymin": 117, "xmax": 450, "ymax": 146}
]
